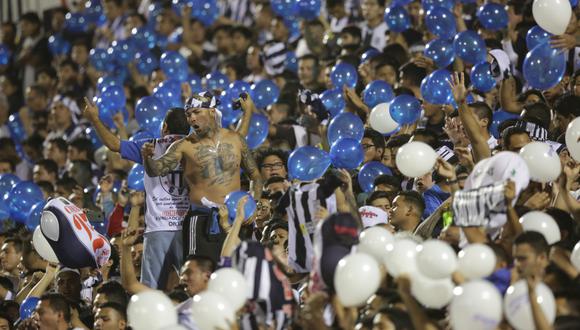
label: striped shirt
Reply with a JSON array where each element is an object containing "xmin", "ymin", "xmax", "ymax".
[
  {"xmin": 279, "ymin": 181, "xmax": 339, "ymax": 273},
  {"xmin": 220, "ymin": 0, "xmax": 254, "ymax": 26},
  {"xmin": 232, "ymin": 241, "xmax": 294, "ymax": 330},
  {"xmin": 262, "ymin": 41, "xmax": 288, "ymax": 76}
]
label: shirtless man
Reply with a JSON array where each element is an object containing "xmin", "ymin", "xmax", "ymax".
[{"xmin": 142, "ymin": 91, "xmax": 263, "ymax": 262}]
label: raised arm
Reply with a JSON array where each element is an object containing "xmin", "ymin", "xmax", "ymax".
[
  {"xmin": 239, "ymin": 135, "xmax": 263, "ymax": 199},
  {"xmin": 499, "ymin": 75, "xmax": 522, "ymax": 114},
  {"xmin": 449, "ymin": 72, "xmax": 491, "ymax": 162},
  {"xmin": 237, "ymin": 93, "xmax": 255, "ymax": 137},
  {"xmin": 120, "ymin": 226, "xmax": 150, "ymax": 295},
  {"xmin": 83, "ymin": 97, "xmax": 121, "ymax": 152},
  {"xmin": 142, "ymin": 139, "xmax": 185, "ymax": 177}
]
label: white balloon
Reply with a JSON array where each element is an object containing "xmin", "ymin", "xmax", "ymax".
[
  {"xmin": 334, "ymin": 253, "xmax": 381, "ymax": 307},
  {"xmin": 416, "ymin": 240, "xmax": 458, "ymax": 280},
  {"xmin": 457, "ymin": 244, "xmax": 496, "ymax": 280},
  {"xmin": 395, "ymin": 141, "xmax": 437, "ymax": 178},
  {"xmin": 519, "ymin": 211, "xmax": 561, "ymax": 244},
  {"xmin": 32, "ymin": 226, "xmax": 59, "ymax": 263},
  {"xmin": 383, "ymin": 239, "xmax": 418, "ymax": 277},
  {"xmin": 128, "ymin": 290, "xmax": 178, "ymax": 330},
  {"xmin": 358, "ymin": 227, "xmax": 394, "ymax": 263},
  {"xmin": 369, "ymin": 103, "xmax": 398, "ymax": 134},
  {"xmin": 566, "ymin": 117, "xmax": 580, "ymax": 162},
  {"xmin": 160, "ymin": 326, "xmax": 187, "ymax": 330},
  {"xmin": 519, "ymin": 142, "xmax": 561, "ymax": 183},
  {"xmin": 572, "ymin": 242, "xmax": 580, "ymax": 271},
  {"xmin": 207, "ymin": 268, "xmax": 248, "ymax": 311},
  {"xmin": 533, "ymin": 0, "xmax": 572, "ymax": 35},
  {"xmin": 410, "ymin": 272, "xmax": 454, "ymax": 308},
  {"xmin": 504, "ymin": 280, "xmax": 556, "ymax": 330},
  {"xmin": 191, "ymin": 291, "xmax": 235, "ymax": 330},
  {"xmin": 450, "ymin": 280, "xmax": 503, "ymax": 330}
]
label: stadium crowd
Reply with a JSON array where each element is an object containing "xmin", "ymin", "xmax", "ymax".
[{"xmin": 0, "ymin": 0, "xmax": 580, "ymax": 329}]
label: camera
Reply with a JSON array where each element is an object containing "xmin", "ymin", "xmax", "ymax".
[{"xmin": 232, "ymin": 92, "xmax": 248, "ymax": 110}]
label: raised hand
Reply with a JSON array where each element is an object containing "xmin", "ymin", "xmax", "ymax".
[
  {"xmin": 448, "ymin": 72, "xmax": 468, "ymax": 104},
  {"xmin": 83, "ymin": 97, "xmax": 99, "ymax": 122}
]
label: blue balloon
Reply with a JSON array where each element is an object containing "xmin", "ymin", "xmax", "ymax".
[
  {"xmin": 131, "ymin": 26, "xmax": 157, "ymax": 50},
  {"xmin": 20, "ymin": 297, "xmax": 40, "ymax": 319},
  {"xmin": 384, "ymin": 6, "xmax": 411, "ymax": 33},
  {"xmin": 224, "ymin": 190, "xmax": 256, "ymax": 222},
  {"xmin": 90, "ymin": 48, "xmax": 114, "ymax": 72},
  {"xmin": 64, "ymin": 12, "xmax": 89, "ymax": 33},
  {"xmin": 97, "ymin": 75, "xmax": 122, "ymax": 92},
  {"xmin": 188, "ymin": 74, "xmax": 203, "ymax": 93},
  {"xmin": 572, "ymin": 0, "xmax": 579, "ymax": 7},
  {"xmin": 160, "ymin": 51, "xmax": 189, "ymax": 82},
  {"xmin": 470, "ymin": 62, "xmax": 497, "ymax": 92},
  {"xmin": 91, "ymin": 220, "xmax": 108, "ymax": 236},
  {"xmin": 148, "ymin": 2, "xmax": 165, "ymax": 29},
  {"xmin": 361, "ymin": 48, "xmax": 381, "ymax": 63},
  {"xmin": 327, "ymin": 112, "xmax": 364, "ymax": 146},
  {"xmin": 285, "ymin": 51, "xmax": 298, "ymax": 73},
  {"xmin": 358, "ymin": 161, "xmax": 392, "ymax": 192},
  {"xmin": 389, "ymin": 95, "xmax": 422, "ymax": 124},
  {"xmin": 272, "ymin": 0, "xmax": 299, "ymax": 17},
  {"xmin": 363, "ymin": 80, "xmax": 395, "ymax": 108},
  {"xmin": 330, "ymin": 138, "xmax": 364, "ymax": 170},
  {"xmin": 8, "ymin": 114, "xmax": 27, "ymax": 142},
  {"xmin": 85, "ymin": 0, "xmax": 106, "ymax": 26},
  {"xmin": 135, "ymin": 51, "xmax": 159, "ymax": 76},
  {"xmin": 229, "ymin": 81, "xmax": 252, "ymax": 98},
  {"xmin": 490, "ymin": 110, "xmax": 520, "ymax": 138},
  {"xmin": 100, "ymin": 85, "xmax": 126, "ymax": 110},
  {"xmin": 189, "ymin": 0, "xmax": 220, "ymax": 26},
  {"xmin": 109, "ymin": 40, "xmax": 136, "ymax": 66},
  {"xmin": 48, "ymin": 34, "xmax": 71, "ymax": 56},
  {"xmin": 453, "ymin": 30, "xmax": 487, "ymax": 64},
  {"xmin": 153, "ymin": 79, "xmax": 182, "ymax": 108},
  {"xmin": 205, "ymin": 71, "xmax": 229, "ymax": 91},
  {"xmin": 218, "ymin": 90, "xmax": 242, "ymax": 127},
  {"xmin": 26, "ymin": 200, "xmax": 46, "ymax": 231},
  {"xmin": 0, "ymin": 198, "xmax": 9, "ymax": 220},
  {"xmin": 130, "ymin": 130, "xmax": 155, "ymax": 142},
  {"xmin": 330, "ymin": 62, "xmax": 358, "ymax": 88},
  {"xmin": 0, "ymin": 174, "xmax": 20, "ymax": 198},
  {"xmin": 246, "ymin": 114, "xmax": 269, "ymax": 149},
  {"xmin": 297, "ymin": 0, "xmax": 321, "ymax": 20},
  {"xmin": 85, "ymin": 127, "xmax": 104, "ymax": 149},
  {"xmin": 251, "ymin": 80, "xmax": 280, "ymax": 109},
  {"xmin": 422, "ymin": 0, "xmax": 454, "ymax": 11},
  {"xmin": 425, "ymin": 6, "xmax": 456, "ymax": 39},
  {"xmin": 288, "ymin": 146, "xmax": 331, "ymax": 181},
  {"xmin": 523, "ymin": 42, "xmax": 566, "ymax": 90},
  {"xmin": 0, "ymin": 44, "xmax": 10, "ymax": 65},
  {"xmin": 424, "ymin": 38, "xmax": 455, "ymax": 68},
  {"xmin": 392, "ymin": 0, "xmax": 414, "ymax": 5},
  {"xmin": 321, "ymin": 88, "xmax": 345, "ymax": 117},
  {"xmin": 421, "ymin": 69, "xmax": 453, "ymax": 104},
  {"xmin": 476, "ymin": 3, "xmax": 508, "ymax": 31},
  {"xmin": 127, "ymin": 164, "xmax": 145, "ymax": 191},
  {"xmin": 7, "ymin": 181, "xmax": 44, "ymax": 223},
  {"xmin": 135, "ymin": 96, "xmax": 166, "ymax": 134},
  {"xmin": 526, "ymin": 26, "xmax": 552, "ymax": 51}
]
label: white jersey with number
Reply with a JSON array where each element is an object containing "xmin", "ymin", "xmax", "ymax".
[{"xmin": 145, "ymin": 135, "xmax": 190, "ymax": 233}]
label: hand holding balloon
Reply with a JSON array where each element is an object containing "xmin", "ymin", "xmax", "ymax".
[{"xmin": 550, "ymin": 34, "xmax": 577, "ymax": 50}]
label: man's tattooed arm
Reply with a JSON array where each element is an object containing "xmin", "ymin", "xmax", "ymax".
[
  {"xmin": 142, "ymin": 140, "xmax": 184, "ymax": 177},
  {"xmin": 240, "ymin": 135, "xmax": 263, "ymax": 199}
]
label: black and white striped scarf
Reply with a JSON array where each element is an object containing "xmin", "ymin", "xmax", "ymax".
[{"xmin": 514, "ymin": 121, "xmax": 548, "ymax": 142}]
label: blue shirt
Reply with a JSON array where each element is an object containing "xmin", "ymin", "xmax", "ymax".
[
  {"xmin": 422, "ymin": 184, "xmax": 450, "ymax": 219},
  {"xmin": 119, "ymin": 138, "xmax": 152, "ymax": 164}
]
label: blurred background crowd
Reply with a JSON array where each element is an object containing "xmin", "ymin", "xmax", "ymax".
[{"xmin": 0, "ymin": 0, "xmax": 580, "ymax": 329}]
